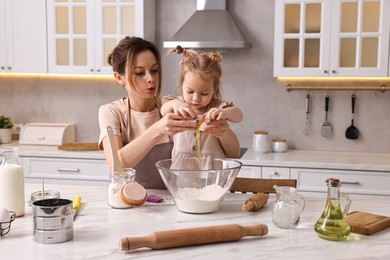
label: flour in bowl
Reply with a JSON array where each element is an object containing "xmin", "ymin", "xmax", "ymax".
[{"xmin": 174, "ymin": 184, "xmax": 227, "ymax": 213}]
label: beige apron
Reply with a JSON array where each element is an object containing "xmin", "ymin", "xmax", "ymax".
[
  {"xmin": 134, "ymin": 141, "xmax": 173, "ymax": 189},
  {"xmin": 128, "ymin": 99, "xmax": 173, "ymax": 190}
]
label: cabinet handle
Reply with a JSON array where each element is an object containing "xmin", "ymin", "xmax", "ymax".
[
  {"xmin": 269, "ymin": 172, "xmax": 281, "ymax": 179},
  {"xmin": 7, "ymin": 66, "xmax": 11, "ymax": 70},
  {"xmin": 90, "ymin": 68, "xmax": 94, "ymax": 72},
  {"xmin": 323, "ymin": 70, "xmax": 328, "ymax": 74},
  {"xmin": 96, "ymin": 69, "xmax": 101, "ymax": 72},
  {"xmin": 57, "ymin": 168, "xmax": 80, "ymax": 173},
  {"xmin": 340, "ymin": 181, "xmax": 360, "ymax": 185},
  {"xmin": 1, "ymin": 66, "xmax": 5, "ymax": 70},
  {"xmin": 331, "ymin": 70, "xmax": 336, "ymax": 74}
]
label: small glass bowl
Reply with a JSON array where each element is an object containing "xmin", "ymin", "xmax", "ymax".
[
  {"xmin": 0, "ymin": 211, "xmax": 16, "ymax": 237},
  {"xmin": 29, "ymin": 190, "xmax": 61, "ymax": 206}
]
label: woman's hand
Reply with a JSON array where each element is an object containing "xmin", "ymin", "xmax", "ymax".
[{"xmin": 157, "ymin": 113, "xmax": 197, "ymax": 135}]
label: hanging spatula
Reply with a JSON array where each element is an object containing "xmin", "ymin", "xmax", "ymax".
[
  {"xmin": 345, "ymin": 94, "xmax": 360, "ymax": 140},
  {"xmin": 303, "ymin": 94, "xmax": 310, "ymax": 135},
  {"xmin": 321, "ymin": 95, "xmax": 333, "ymax": 137}
]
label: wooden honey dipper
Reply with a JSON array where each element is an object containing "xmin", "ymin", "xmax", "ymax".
[
  {"xmin": 119, "ymin": 224, "xmax": 268, "ymax": 251},
  {"xmin": 242, "ymin": 193, "xmax": 269, "ymax": 212}
]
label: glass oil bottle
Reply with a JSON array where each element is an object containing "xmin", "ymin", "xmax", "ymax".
[{"xmin": 314, "ymin": 178, "xmax": 351, "ymax": 241}]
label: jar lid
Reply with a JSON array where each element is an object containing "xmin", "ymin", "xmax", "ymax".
[
  {"xmin": 272, "ymin": 138, "xmax": 287, "ymax": 142},
  {"xmin": 120, "ymin": 183, "xmax": 147, "ymax": 206},
  {"xmin": 254, "ymin": 130, "xmax": 268, "ymax": 135}
]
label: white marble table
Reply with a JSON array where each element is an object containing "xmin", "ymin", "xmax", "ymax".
[{"xmin": 1, "ymin": 183, "xmax": 390, "ymax": 260}]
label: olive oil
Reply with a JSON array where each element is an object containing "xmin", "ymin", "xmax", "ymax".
[{"xmin": 314, "ymin": 178, "xmax": 351, "ymax": 241}]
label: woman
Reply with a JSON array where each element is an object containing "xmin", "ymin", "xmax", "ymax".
[{"xmin": 98, "ymin": 37, "xmax": 196, "ymax": 189}]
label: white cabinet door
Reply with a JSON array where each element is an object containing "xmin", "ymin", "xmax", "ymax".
[
  {"xmin": 274, "ymin": 0, "xmax": 332, "ymax": 77},
  {"xmin": 0, "ymin": 1, "xmax": 6, "ymax": 71},
  {"xmin": 274, "ymin": 0, "xmax": 390, "ymax": 77},
  {"xmin": 0, "ymin": 0, "xmax": 47, "ymax": 73},
  {"xmin": 22, "ymin": 156, "xmax": 110, "ymax": 182},
  {"xmin": 238, "ymin": 166, "xmax": 261, "ymax": 178},
  {"xmin": 329, "ymin": 0, "xmax": 390, "ymax": 77},
  {"xmin": 262, "ymin": 166, "xmax": 290, "ymax": 179},
  {"xmin": 291, "ymin": 168, "xmax": 390, "ymax": 196},
  {"xmin": 47, "ymin": 0, "xmax": 155, "ymax": 75}
]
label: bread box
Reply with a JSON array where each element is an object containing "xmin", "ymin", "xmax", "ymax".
[{"xmin": 19, "ymin": 123, "xmax": 75, "ymax": 146}]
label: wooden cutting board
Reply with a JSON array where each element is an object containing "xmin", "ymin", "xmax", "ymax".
[
  {"xmin": 58, "ymin": 142, "xmax": 99, "ymax": 151},
  {"xmin": 346, "ymin": 211, "xmax": 390, "ymax": 236}
]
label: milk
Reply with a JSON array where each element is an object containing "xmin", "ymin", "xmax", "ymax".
[{"xmin": 0, "ymin": 163, "xmax": 25, "ymax": 217}]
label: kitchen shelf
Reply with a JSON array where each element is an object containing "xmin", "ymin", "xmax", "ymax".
[{"xmin": 286, "ymin": 84, "xmax": 389, "ymax": 92}]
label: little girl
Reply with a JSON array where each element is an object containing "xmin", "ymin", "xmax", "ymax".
[{"xmin": 161, "ymin": 46, "xmax": 243, "ymax": 160}]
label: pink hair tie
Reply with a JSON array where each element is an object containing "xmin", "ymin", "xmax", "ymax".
[{"xmin": 180, "ymin": 48, "xmax": 187, "ymax": 65}]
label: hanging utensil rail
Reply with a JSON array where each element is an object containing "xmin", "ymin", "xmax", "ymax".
[{"xmin": 286, "ymin": 84, "xmax": 388, "ymax": 92}]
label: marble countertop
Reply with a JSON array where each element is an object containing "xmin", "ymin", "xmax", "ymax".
[
  {"xmin": 18, "ymin": 145, "xmax": 105, "ymax": 160},
  {"xmin": 1, "ymin": 182, "xmax": 390, "ymax": 259},
  {"xmin": 239, "ymin": 149, "xmax": 390, "ymax": 172}
]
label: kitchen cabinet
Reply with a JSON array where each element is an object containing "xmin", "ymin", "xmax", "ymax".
[
  {"xmin": 274, "ymin": 0, "xmax": 390, "ymax": 77},
  {"xmin": 237, "ymin": 166, "xmax": 290, "ymax": 179},
  {"xmin": 262, "ymin": 166, "xmax": 290, "ymax": 179},
  {"xmin": 22, "ymin": 156, "xmax": 110, "ymax": 183},
  {"xmin": 0, "ymin": 0, "xmax": 47, "ymax": 73},
  {"xmin": 46, "ymin": 0, "xmax": 155, "ymax": 75},
  {"xmin": 237, "ymin": 165, "xmax": 261, "ymax": 178},
  {"xmin": 291, "ymin": 168, "xmax": 390, "ymax": 196}
]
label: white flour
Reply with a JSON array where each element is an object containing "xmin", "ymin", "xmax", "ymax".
[
  {"xmin": 174, "ymin": 184, "xmax": 227, "ymax": 213},
  {"xmin": 107, "ymin": 182, "xmax": 130, "ymax": 209}
]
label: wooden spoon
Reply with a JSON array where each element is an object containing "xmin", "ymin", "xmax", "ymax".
[{"xmin": 106, "ymin": 126, "xmax": 123, "ymax": 173}]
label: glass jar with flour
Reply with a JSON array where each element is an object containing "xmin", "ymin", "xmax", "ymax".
[{"xmin": 107, "ymin": 168, "xmax": 147, "ymax": 209}]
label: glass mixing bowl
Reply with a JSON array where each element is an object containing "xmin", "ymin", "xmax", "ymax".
[{"xmin": 155, "ymin": 158, "xmax": 242, "ymax": 214}]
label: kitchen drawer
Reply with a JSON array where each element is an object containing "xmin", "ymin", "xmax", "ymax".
[
  {"xmin": 262, "ymin": 167, "xmax": 290, "ymax": 179},
  {"xmin": 291, "ymin": 168, "xmax": 390, "ymax": 196},
  {"xmin": 238, "ymin": 166, "xmax": 261, "ymax": 178},
  {"xmin": 22, "ymin": 157, "xmax": 110, "ymax": 182}
]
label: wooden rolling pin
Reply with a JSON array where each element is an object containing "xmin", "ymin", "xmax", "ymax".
[
  {"xmin": 242, "ymin": 193, "xmax": 269, "ymax": 212},
  {"xmin": 119, "ymin": 223, "xmax": 268, "ymax": 251}
]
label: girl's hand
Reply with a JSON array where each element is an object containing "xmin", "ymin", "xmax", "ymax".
[
  {"xmin": 172, "ymin": 100, "xmax": 197, "ymax": 119},
  {"xmin": 204, "ymin": 107, "xmax": 227, "ymax": 122},
  {"xmin": 203, "ymin": 119, "xmax": 230, "ymax": 138}
]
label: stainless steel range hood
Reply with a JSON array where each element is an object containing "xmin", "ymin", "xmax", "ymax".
[{"xmin": 163, "ymin": 0, "xmax": 251, "ymax": 49}]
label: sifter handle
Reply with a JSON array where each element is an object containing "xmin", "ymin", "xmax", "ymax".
[{"xmin": 119, "ymin": 224, "xmax": 268, "ymax": 251}]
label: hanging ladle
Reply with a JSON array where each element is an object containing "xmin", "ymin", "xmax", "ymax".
[{"xmin": 345, "ymin": 94, "xmax": 360, "ymax": 140}]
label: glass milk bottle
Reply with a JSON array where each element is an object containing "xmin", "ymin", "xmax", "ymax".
[{"xmin": 0, "ymin": 147, "xmax": 25, "ymax": 217}]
